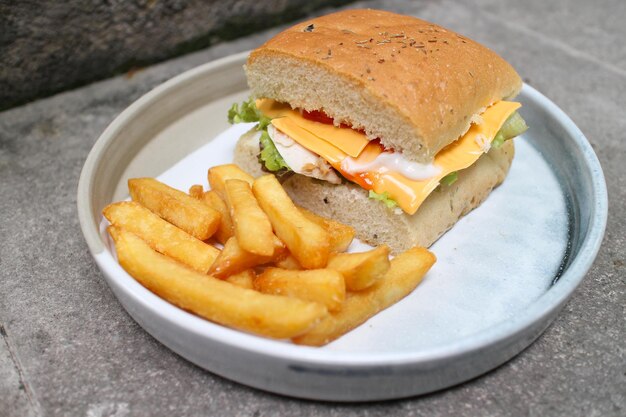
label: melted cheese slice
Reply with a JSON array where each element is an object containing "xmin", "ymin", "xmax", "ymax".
[
  {"xmin": 258, "ymin": 99, "xmax": 521, "ymax": 214},
  {"xmin": 257, "ymin": 99, "xmax": 369, "ymax": 157},
  {"xmin": 271, "ymin": 117, "xmax": 347, "ymax": 164}
]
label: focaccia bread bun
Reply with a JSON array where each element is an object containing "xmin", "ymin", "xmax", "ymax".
[{"xmin": 246, "ymin": 9, "xmax": 522, "ymax": 163}]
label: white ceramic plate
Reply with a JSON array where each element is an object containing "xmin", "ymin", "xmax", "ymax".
[{"xmin": 77, "ymin": 52, "xmax": 607, "ymax": 401}]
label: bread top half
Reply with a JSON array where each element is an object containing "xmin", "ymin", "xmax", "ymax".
[{"xmin": 246, "ymin": 9, "xmax": 522, "ymax": 162}]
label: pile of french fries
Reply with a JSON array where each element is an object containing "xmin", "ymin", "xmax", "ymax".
[{"xmin": 103, "ymin": 164, "xmax": 436, "ymax": 346}]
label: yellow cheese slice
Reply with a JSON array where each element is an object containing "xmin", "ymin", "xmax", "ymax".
[
  {"xmin": 258, "ymin": 98, "xmax": 521, "ymax": 215},
  {"xmin": 366, "ymin": 101, "xmax": 522, "ymax": 214},
  {"xmin": 270, "ymin": 117, "xmax": 347, "ymax": 165},
  {"xmin": 257, "ymin": 99, "xmax": 369, "ymax": 157}
]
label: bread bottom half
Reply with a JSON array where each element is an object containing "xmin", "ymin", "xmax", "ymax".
[{"xmin": 234, "ymin": 129, "xmax": 515, "ymax": 253}]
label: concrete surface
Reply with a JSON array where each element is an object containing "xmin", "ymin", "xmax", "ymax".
[
  {"xmin": 0, "ymin": 0, "xmax": 353, "ymax": 110},
  {"xmin": 0, "ymin": 0, "xmax": 624, "ymax": 416}
]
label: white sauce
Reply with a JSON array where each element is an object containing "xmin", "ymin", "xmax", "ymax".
[{"xmin": 341, "ymin": 152, "xmax": 441, "ymax": 181}]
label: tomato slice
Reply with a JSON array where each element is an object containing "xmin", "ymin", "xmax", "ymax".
[
  {"xmin": 331, "ymin": 140, "xmax": 387, "ymax": 190},
  {"xmin": 301, "ymin": 109, "xmax": 370, "ymax": 135},
  {"xmin": 301, "ymin": 109, "xmax": 334, "ymax": 124}
]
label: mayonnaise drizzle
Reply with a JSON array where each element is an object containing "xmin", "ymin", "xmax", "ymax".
[{"xmin": 340, "ymin": 152, "xmax": 441, "ymax": 181}]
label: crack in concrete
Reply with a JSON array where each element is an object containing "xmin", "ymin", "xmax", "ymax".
[{"xmin": 0, "ymin": 322, "xmax": 43, "ymax": 417}]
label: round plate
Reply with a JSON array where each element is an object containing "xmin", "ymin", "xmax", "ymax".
[{"xmin": 77, "ymin": 51, "xmax": 607, "ymax": 401}]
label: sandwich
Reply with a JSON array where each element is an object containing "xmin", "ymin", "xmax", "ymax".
[{"xmin": 229, "ymin": 9, "xmax": 527, "ymax": 253}]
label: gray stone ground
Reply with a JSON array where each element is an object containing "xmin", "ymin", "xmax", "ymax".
[{"xmin": 1, "ymin": 0, "xmax": 625, "ymax": 416}]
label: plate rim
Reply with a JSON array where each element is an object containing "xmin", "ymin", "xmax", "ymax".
[{"xmin": 78, "ymin": 52, "xmax": 608, "ymax": 369}]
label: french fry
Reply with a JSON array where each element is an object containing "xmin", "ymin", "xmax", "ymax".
[
  {"xmin": 293, "ymin": 247, "xmax": 436, "ymax": 346},
  {"xmin": 128, "ymin": 178, "xmax": 220, "ymax": 240},
  {"xmin": 275, "ymin": 254, "xmax": 301, "ymax": 270},
  {"xmin": 103, "ymin": 201, "xmax": 219, "ymax": 273},
  {"xmin": 225, "ymin": 179, "xmax": 275, "ymax": 256},
  {"xmin": 327, "ymin": 245, "xmax": 391, "ymax": 291},
  {"xmin": 225, "ymin": 269, "xmax": 255, "ymax": 289},
  {"xmin": 107, "ymin": 165, "xmax": 437, "ymax": 345},
  {"xmin": 188, "ymin": 184, "xmax": 204, "ymax": 199},
  {"xmin": 189, "ymin": 186, "xmax": 235, "ymax": 245},
  {"xmin": 299, "ymin": 207, "xmax": 355, "ymax": 252},
  {"xmin": 208, "ymin": 236, "xmax": 286, "ymax": 279},
  {"xmin": 202, "ymin": 191, "xmax": 234, "ymax": 244},
  {"xmin": 108, "ymin": 226, "xmax": 327, "ymax": 339},
  {"xmin": 255, "ymin": 268, "xmax": 345, "ymax": 312},
  {"xmin": 208, "ymin": 164, "xmax": 254, "ymax": 201},
  {"xmin": 252, "ymin": 175, "xmax": 330, "ymax": 269}
]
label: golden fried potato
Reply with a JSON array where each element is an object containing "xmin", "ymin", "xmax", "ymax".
[
  {"xmin": 108, "ymin": 226, "xmax": 327, "ymax": 339},
  {"xmin": 299, "ymin": 207, "xmax": 355, "ymax": 252},
  {"xmin": 225, "ymin": 179, "xmax": 275, "ymax": 256},
  {"xmin": 275, "ymin": 254, "xmax": 301, "ymax": 270},
  {"xmin": 293, "ymin": 247, "xmax": 436, "ymax": 346},
  {"xmin": 208, "ymin": 164, "xmax": 254, "ymax": 201},
  {"xmin": 103, "ymin": 201, "xmax": 219, "ymax": 272},
  {"xmin": 128, "ymin": 178, "xmax": 220, "ymax": 240},
  {"xmin": 188, "ymin": 184, "xmax": 204, "ymax": 200},
  {"xmin": 252, "ymin": 175, "xmax": 330, "ymax": 269},
  {"xmin": 255, "ymin": 268, "xmax": 345, "ymax": 312},
  {"xmin": 327, "ymin": 245, "xmax": 391, "ymax": 291},
  {"xmin": 208, "ymin": 236, "xmax": 286, "ymax": 279},
  {"xmin": 225, "ymin": 269, "xmax": 255, "ymax": 289},
  {"xmin": 202, "ymin": 191, "xmax": 234, "ymax": 245}
]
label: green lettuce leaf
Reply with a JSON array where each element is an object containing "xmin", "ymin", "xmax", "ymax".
[
  {"xmin": 492, "ymin": 111, "xmax": 528, "ymax": 148},
  {"xmin": 368, "ymin": 190, "xmax": 398, "ymax": 209},
  {"xmin": 259, "ymin": 129, "xmax": 290, "ymax": 172},
  {"xmin": 440, "ymin": 171, "xmax": 458, "ymax": 186},
  {"xmin": 228, "ymin": 97, "xmax": 271, "ymax": 129},
  {"xmin": 228, "ymin": 97, "xmax": 289, "ymax": 172}
]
